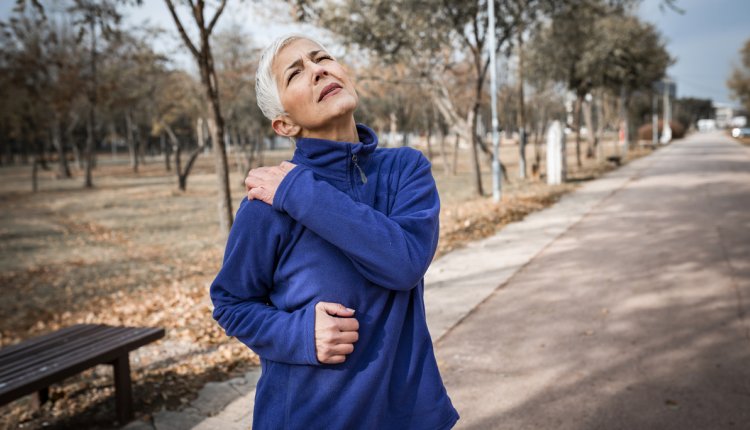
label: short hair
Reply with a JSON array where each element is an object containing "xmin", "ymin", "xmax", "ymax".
[{"xmin": 255, "ymin": 34, "xmax": 328, "ymax": 121}]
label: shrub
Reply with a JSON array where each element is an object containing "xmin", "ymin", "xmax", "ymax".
[{"xmin": 637, "ymin": 120, "xmax": 685, "ymax": 141}]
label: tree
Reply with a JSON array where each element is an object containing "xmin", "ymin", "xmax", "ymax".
[
  {"xmin": 292, "ymin": 0, "xmax": 516, "ymax": 196},
  {"xmin": 504, "ymin": 0, "xmax": 560, "ymax": 179},
  {"xmin": 164, "ymin": 0, "xmax": 233, "ymax": 237},
  {"xmin": 0, "ymin": 3, "xmax": 89, "ymax": 184},
  {"xmin": 672, "ymin": 97, "xmax": 713, "ymax": 130},
  {"xmin": 213, "ymin": 25, "xmax": 267, "ymax": 178},
  {"xmin": 583, "ymin": 13, "xmax": 672, "ymax": 149},
  {"xmin": 69, "ymin": 0, "xmax": 124, "ymax": 188},
  {"xmin": 150, "ymin": 68, "xmax": 205, "ymax": 191},
  {"xmin": 528, "ymin": 1, "xmax": 670, "ymax": 164},
  {"xmin": 97, "ymin": 27, "xmax": 167, "ymax": 173},
  {"xmin": 728, "ymin": 38, "xmax": 750, "ymax": 114}
]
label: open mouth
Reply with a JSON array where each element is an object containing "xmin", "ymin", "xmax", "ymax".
[{"xmin": 318, "ymin": 82, "xmax": 343, "ymax": 102}]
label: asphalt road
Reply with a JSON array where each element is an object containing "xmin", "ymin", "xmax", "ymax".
[{"xmin": 436, "ymin": 132, "xmax": 750, "ymax": 430}]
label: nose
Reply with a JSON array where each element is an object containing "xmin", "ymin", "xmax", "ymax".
[{"xmin": 311, "ymin": 61, "xmax": 328, "ymax": 83}]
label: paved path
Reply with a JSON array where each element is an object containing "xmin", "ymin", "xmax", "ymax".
[
  {"xmin": 436, "ymin": 132, "xmax": 750, "ymax": 429},
  {"xmin": 126, "ymin": 132, "xmax": 749, "ymax": 429}
]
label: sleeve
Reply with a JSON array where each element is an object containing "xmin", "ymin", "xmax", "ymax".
[
  {"xmin": 272, "ymin": 149, "xmax": 440, "ymax": 292},
  {"xmin": 210, "ymin": 199, "xmax": 320, "ymax": 366}
]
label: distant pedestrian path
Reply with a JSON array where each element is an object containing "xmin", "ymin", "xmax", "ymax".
[{"xmin": 437, "ymin": 131, "xmax": 750, "ymax": 429}]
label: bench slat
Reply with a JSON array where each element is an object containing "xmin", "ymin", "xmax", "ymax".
[
  {"xmin": 0, "ymin": 325, "xmax": 101, "ymax": 363},
  {"xmin": 0, "ymin": 325, "xmax": 164, "ymax": 406},
  {"xmin": 0, "ymin": 325, "xmax": 126, "ymax": 379}
]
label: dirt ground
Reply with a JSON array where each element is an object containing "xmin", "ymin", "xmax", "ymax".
[{"xmin": 0, "ymin": 135, "xmax": 653, "ymax": 429}]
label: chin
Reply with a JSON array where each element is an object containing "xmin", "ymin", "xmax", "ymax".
[{"xmin": 327, "ymin": 95, "xmax": 358, "ymax": 118}]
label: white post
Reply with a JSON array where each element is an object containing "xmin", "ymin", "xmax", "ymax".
[
  {"xmin": 488, "ymin": 0, "xmax": 502, "ymax": 201},
  {"xmin": 547, "ymin": 120, "xmax": 563, "ymax": 185},
  {"xmin": 652, "ymin": 92, "xmax": 658, "ymax": 146},
  {"xmin": 661, "ymin": 79, "xmax": 672, "ymax": 144}
]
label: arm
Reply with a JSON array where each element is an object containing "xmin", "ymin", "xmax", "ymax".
[
  {"xmin": 210, "ymin": 199, "xmax": 319, "ymax": 365},
  {"xmin": 272, "ymin": 149, "xmax": 439, "ymax": 291}
]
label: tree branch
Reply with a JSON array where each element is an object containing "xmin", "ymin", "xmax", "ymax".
[
  {"xmin": 164, "ymin": 0, "xmax": 200, "ymax": 59},
  {"xmin": 207, "ymin": 0, "xmax": 227, "ymax": 36}
]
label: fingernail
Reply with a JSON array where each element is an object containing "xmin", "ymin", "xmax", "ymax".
[{"xmin": 346, "ymin": 308, "xmax": 355, "ymax": 314}]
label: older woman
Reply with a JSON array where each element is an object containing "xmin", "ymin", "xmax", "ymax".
[{"xmin": 210, "ymin": 34, "xmax": 459, "ymax": 430}]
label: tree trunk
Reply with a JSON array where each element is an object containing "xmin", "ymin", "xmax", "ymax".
[
  {"xmin": 582, "ymin": 97, "xmax": 595, "ymax": 159},
  {"xmin": 32, "ymin": 158, "xmax": 39, "ymax": 192},
  {"xmin": 126, "ymin": 111, "xmax": 138, "ymax": 173},
  {"xmin": 84, "ymin": 19, "xmax": 97, "ymax": 188},
  {"xmin": 452, "ymin": 132, "xmax": 459, "ymax": 176},
  {"xmin": 84, "ymin": 118, "xmax": 95, "ymax": 188},
  {"xmin": 439, "ymin": 132, "xmax": 450, "ymax": 174},
  {"xmin": 161, "ymin": 132, "xmax": 171, "ymax": 171},
  {"xmin": 388, "ymin": 113, "xmax": 397, "ymax": 147},
  {"xmin": 516, "ymin": 29, "xmax": 527, "ymax": 180},
  {"xmin": 163, "ymin": 122, "xmax": 203, "ymax": 191},
  {"xmin": 469, "ymin": 107, "xmax": 484, "ymax": 196},
  {"xmin": 595, "ymin": 91, "xmax": 606, "ymax": 162},
  {"xmin": 574, "ymin": 93, "xmax": 583, "ymax": 168},
  {"xmin": 425, "ymin": 119, "xmax": 433, "ymax": 161},
  {"xmin": 199, "ymin": 45, "xmax": 233, "ymax": 237},
  {"xmin": 52, "ymin": 112, "xmax": 71, "ymax": 179}
]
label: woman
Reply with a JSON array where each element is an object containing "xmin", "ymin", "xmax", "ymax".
[{"xmin": 210, "ymin": 34, "xmax": 459, "ymax": 430}]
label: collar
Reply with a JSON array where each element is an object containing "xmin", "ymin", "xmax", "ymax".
[{"xmin": 291, "ymin": 124, "xmax": 378, "ymax": 181}]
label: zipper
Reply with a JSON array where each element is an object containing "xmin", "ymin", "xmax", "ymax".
[{"xmin": 352, "ymin": 154, "xmax": 368, "ymax": 184}]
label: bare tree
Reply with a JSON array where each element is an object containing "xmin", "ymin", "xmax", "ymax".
[{"xmin": 164, "ymin": 0, "xmax": 233, "ymax": 236}]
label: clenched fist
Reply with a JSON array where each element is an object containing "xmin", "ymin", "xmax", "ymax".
[{"xmin": 314, "ymin": 301, "xmax": 359, "ymax": 364}]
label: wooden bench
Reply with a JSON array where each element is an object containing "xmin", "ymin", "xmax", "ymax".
[{"xmin": 0, "ymin": 324, "xmax": 165, "ymax": 423}]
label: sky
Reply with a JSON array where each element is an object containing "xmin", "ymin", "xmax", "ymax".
[
  {"xmin": 1, "ymin": 0, "xmax": 749, "ymax": 105},
  {"xmin": 638, "ymin": 0, "xmax": 750, "ymax": 104}
]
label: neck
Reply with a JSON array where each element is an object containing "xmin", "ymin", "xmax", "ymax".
[{"xmin": 300, "ymin": 116, "xmax": 358, "ymax": 143}]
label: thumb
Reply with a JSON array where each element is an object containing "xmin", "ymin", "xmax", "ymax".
[{"xmin": 317, "ymin": 301, "xmax": 355, "ymax": 317}]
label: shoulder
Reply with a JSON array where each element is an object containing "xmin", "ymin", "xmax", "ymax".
[{"xmin": 229, "ymin": 198, "xmax": 292, "ymax": 243}]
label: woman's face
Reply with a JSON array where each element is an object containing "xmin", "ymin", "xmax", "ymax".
[{"xmin": 272, "ymin": 38, "xmax": 358, "ymax": 136}]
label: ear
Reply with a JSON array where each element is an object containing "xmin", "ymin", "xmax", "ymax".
[{"xmin": 272, "ymin": 116, "xmax": 301, "ymax": 138}]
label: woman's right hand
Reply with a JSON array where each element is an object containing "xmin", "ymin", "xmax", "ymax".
[{"xmin": 314, "ymin": 302, "xmax": 359, "ymax": 364}]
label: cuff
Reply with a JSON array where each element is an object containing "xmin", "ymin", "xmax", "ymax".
[
  {"xmin": 272, "ymin": 165, "xmax": 306, "ymax": 213},
  {"xmin": 302, "ymin": 301, "xmax": 321, "ymax": 365}
]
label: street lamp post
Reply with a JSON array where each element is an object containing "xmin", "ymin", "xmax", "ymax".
[{"xmin": 488, "ymin": 0, "xmax": 502, "ymax": 202}]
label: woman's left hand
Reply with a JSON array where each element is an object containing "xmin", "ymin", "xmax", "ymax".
[{"xmin": 245, "ymin": 161, "xmax": 297, "ymax": 205}]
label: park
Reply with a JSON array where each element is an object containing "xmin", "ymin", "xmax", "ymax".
[{"xmin": 1, "ymin": 0, "xmax": 749, "ymax": 429}]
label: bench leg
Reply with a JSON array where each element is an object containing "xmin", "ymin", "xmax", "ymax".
[
  {"xmin": 111, "ymin": 355, "xmax": 134, "ymax": 423},
  {"xmin": 32, "ymin": 387, "xmax": 49, "ymax": 409}
]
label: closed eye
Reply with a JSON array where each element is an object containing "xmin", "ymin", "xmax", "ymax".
[
  {"xmin": 287, "ymin": 55, "xmax": 332, "ymax": 84},
  {"xmin": 287, "ymin": 69, "xmax": 300, "ymax": 84}
]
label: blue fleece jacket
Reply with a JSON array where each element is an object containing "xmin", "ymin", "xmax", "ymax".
[{"xmin": 210, "ymin": 124, "xmax": 459, "ymax": 430}]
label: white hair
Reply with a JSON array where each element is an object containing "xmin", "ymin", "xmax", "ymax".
[{"xmin": 255, "ymin": 34, "xmax": 329, "ymax": 121}]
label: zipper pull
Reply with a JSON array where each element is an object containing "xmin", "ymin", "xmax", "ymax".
[{"xmin": 352, "ymin": 154, "xmax": 368, "ymax": 184}]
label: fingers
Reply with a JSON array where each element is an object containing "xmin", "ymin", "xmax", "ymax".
[
  {"xmin": 329, "ymin": 343, "xmax": 354, "ymax": 355},
  {"xmin": 244, "ymin": 167, "xmax": 276, "ymax": 192},
  {"xmin": 337, "ymin": 330, "xmax": 359, "ymax": 344},
  {"xmin": 314, "ymin": 301, "xmax": 360, "ymax": 364},
  {"xmin": 322, "ymin": 355, "xmax": 346, "ymax": 365},
  {"xmin": 335, "ymin": 317, "xmax": 359, "ymax": 333},
  {"xmin": 316, "ymin": 301, "xmax": 355, "ymax": 318},
  {"xmin": 247, "ymin": 187, "xmax": 270, "ymax": 202},
  {"xmin": 317, "ymin": 335, "xmax": 356, "ymax": 364}
]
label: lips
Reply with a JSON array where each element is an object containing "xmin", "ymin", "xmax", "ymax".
[{"xmin": 318, "ymin": 82, "xmax": 343, "ymax": 102}]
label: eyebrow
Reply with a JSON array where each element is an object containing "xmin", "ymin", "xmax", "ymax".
[{"xmin": 284, "ymin": 50, "xmax": 324, "ymax": 79}]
